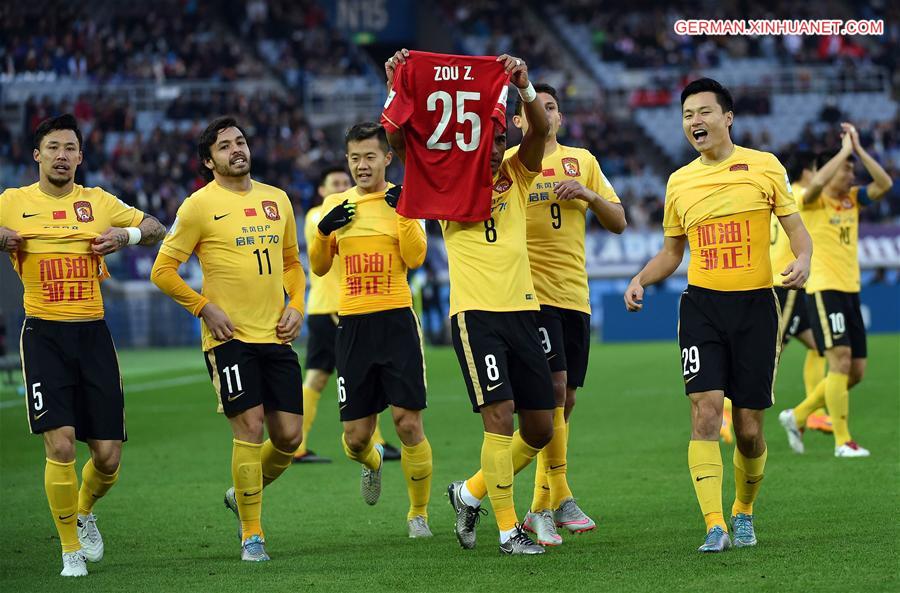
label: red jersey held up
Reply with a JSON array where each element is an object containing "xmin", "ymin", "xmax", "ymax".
[{"xmin": 381, "ymin": 50, "xmax": 510, "ymax": 222}]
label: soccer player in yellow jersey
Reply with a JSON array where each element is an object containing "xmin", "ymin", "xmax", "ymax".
[
  {"xmin": 624, "ymin": 79, "xmax": 812, "ymax": 552},
  {"xmin": 385, "ymin": 50, "xmax": 554, "ymax": 555},
  {"xmin": 769, "ymin": 152, "xmax": 830, "ymax": 435},
  {"xmin": 779, "ymin": 123, "xmax": 893, "ymax": 458},
  {"xmin": 0, "ymin": 114, "xmax": 165, "ymax": 577},
  {"xmin": 150, "ymin": 117, "xmax": 306, "ymax": 562},
  {"xmin": 504, "ymin": 83, "xmax": 626, "ymax": 545},
  {"xmin": 309, "ymin": 122, "xmax": 433, "ymax": 538},
  {"xmin": 292, "ymin": 166, "xmax": 351, "ymax": 464}
]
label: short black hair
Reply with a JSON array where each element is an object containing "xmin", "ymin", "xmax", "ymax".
[
  {"xmin": 680, "ymin": 78, "xmax": 734, "ymax": 115},
  {"xmin": 515, "ymin": 83, "xmax": 560, "ymax": 116},
  {"xmin": 33, "ymin": 114, "xmax": 83, "ymax": 150},
  {"xmin": 198, "ymin": 116, "xmax": 248, "ymax": 180},
  {"xmin": 318, "ymin": 165, "xmax": 348, "ymax": 188},
  {"xmin": 345, "ymin": 122, "xmax": 390, "ymax": 153},
  {"xmin": 786, "ymin": 150, "xmax": 817, "ymax": 183},
  {"xmin": 816, "ymin": 150, "xmax": 856, "ymax": 170}
]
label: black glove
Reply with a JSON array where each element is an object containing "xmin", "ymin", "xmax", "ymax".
[
  {"xmin": 384, "ymin": 184, "xmax": 402, "ymax": 209},
  {"xmin": 318, "ymin": 199, "xmax": 356, "ymax": 235}
]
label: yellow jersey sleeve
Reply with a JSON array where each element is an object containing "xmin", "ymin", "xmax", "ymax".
[
  {"xmin": 662, "ymin": 178, "xmax": 686, "ymax": 237},
  {"xmin": 765, "ymin": 156, "xmax": 798, "ymax": 217},
  {"xmin": 587, "ymin": 155, "xmax": 621, "ymax": 203},
  {"xmin": 101, "ymin": 190, "xmax": 144, "ymax": 228},
  {"xmin": 159, "ymin": 198, "xmax": 203, "ymax": 263}
]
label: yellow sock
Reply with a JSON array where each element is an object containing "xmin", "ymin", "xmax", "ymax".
[
  {"xmin": 296, "ymin": 386, "xmax": 321, "ymax": 456},
  {"xmin": 545, "ymin": 407, "xmax": 573, "ymax": 509},
  {"xmin": 824, "ymin": 372, "xmax": 851, "ymax": 445},
  {"xmin": 77, "ymin": 458, "xmax": 119, "ymax": 516},
  {"xmin": 342, "ymin": 433, "xmax": 381, "ymax": 470},
  {"xmin": 794, "ymin": 378, "xmax": 826, "ymax": 427},
  {"xmin": 466, "ymin": 430, "xmax": 540, "ymax": 502},
  {"xmin": 732, "ymin": 447, "xmax": 767, "ymax": 516},
  {"xmin": 401, "ymin": 438, "xmax": 432, "ymax": 520},
  {"xmin": 531, "ymin": 450, "xmax": 551, "ymax": 512},
  {"xmin": 480, "ymin": 432, "xmax": 517, "ymax": 531},
  {"xmin": 261, "ymin": 440, "xmax": 294, "ymax": 487},
  {"xmin": 803, "ymin": 350, "xmax": 827, "ymax": 399},
  {"xmin": 688, "ymin": 440, "xmax": 726, "ymax": 532},
  {"xmin": 232, "ymin": 439, "xmax": 264, "ymax": 539},
  {"xmin": 45, "ymin": 459, "xmax": 80, "ymax": 553},
  {"xmin": 372, "ymin": 419, "xmax": 386, "ymax": 446}
]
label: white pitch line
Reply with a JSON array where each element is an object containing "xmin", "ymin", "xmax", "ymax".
[{"xmin": 0, "ymin": 373, "xmax": 208, "ymax": 408}]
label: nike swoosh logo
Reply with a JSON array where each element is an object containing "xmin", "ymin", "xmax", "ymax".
[
  {"xmin": 745, "ymin": 478, "xmax": 763, "ymax": 484},
  {"xmin": 243, "ymin": 490, "xmax": 261, "ymax": 497},
  {"xmin": 833, "ymin": 333, "xmax": 845, "ymax": 339},
  {"xmin": 22, "ymin": 212, "xmax": 39, "ymax": 218},
  {"xmin": 33, "ymin": 410, "xmax": 48, "ymax": 421},
  {"xmin": 339, "ymin": 404, "xmax": 349, "ymax": 410},
  {"xmin": 227, "ymin": 392, "xmax": 244, "ymax": 402},
  {"xmin": 214, "ymin": 213, "xmax": 230, "ymax": 220},
  {"xmin": 685, "ymin": 375, "xmax": 697, "ymax": 384},
  {"xmin": 496, "ymin": 483, "xmax": 512, "ymax": 489},
  {"xmin": 58, "ymin": 512, "xmax": 75, "ymax": 520},
  {"xmin": 547, "ymin": 354, "xmax": 557, "ymax": 360},
  {"xmin": 695, "ymin": 475, "xmax": 714, "ymax": 482},
  {"xmin": 549, "ymin": 464, "xmax": 566, "ymax": 470},
  {"xmin": 411, "ymin": 473, "xmax": 432, "ymax": 482},
  {"xmin": 486, "ymin": 383, "xmax": 504, "ymax": 392}
]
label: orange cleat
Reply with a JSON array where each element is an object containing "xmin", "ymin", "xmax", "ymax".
[{"xmin": 806, "ymin": 413, "xmax": 833, "ymax": 433}]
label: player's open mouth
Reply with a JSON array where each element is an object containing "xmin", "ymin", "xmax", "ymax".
[
  {"xmin": 230, "ymin": 156, "xmax": 247, "ymax": 165},
  {"xmin": 53, "ymin": 164, "xmax": 70, "ymax": 172},
  {"xmin": 692, "ymin": 129, "xmax": 708, "ymax": 141},
  {"xmin": 358, "ymin": 173, "xmax": 371, "ymax": 181}
]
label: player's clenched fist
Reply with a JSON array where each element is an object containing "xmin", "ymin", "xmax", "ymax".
[
  {"xmin": 199, "ymin": 302, "xmax": 235, "ymax": 342},
  {"xmin": 317, "ymin": 199, "xmax": 356, "ymax": 235},
  {"xmin": 0, "ymin": 226, "xmax": 22, "ymax": 252},
  {"xmin": 276, "ymin": 306, "xmax": 303, "ymax": 344},
  {"xmin": 385, "ymin": 48, "xmax": 410, "ymax": 90},
  {"xmin": 496, "ymin": 54, "xmax": 529, "ymax": 89},
  {"xmin": 624, "ymin": 278, "xmax": 644, "ymax": 312}
]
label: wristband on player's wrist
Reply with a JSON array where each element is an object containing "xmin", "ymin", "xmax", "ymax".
[
  {"xmin": 125, "ymin": 227, "xmax": 142, "ymax": 245},
  {"xmin": 518, "ymin": 82, "xmax": 537, "ymax": 103}
]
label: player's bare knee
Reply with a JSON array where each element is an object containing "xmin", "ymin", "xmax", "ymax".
[
  {"xmin": 826, "ymin": 347, "xmax": 852, "ymax": 374},
  {"xmin": 45, "ymin": 437, "xmax": 76, "ymax": 463},
  {"xmin": 272, "ymin": 430, "xmax": 302, "ymax": 453},
  {"xmin": 304, "ymin": 370, "xmax": 329, "ymax": 392},
  {"xmin": 393, "ymin": 414, "xmax": 423, "ymax": 445},
  {"xmin": 343, "ymin": 429, "xmax": 370, "ymax": 452},
  {"xmin": 93, "ymin": 451, "xmax": 121, "ymax": 475},
  {"xmin": 849, "ymin": 360, "xmax": 866, "ymax": 388},
  {"xmin": 480, "ymin": 401, "xmax": 515, "ymax": 434}
]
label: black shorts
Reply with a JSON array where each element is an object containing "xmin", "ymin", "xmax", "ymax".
[
  {"xmin": 806, "ymin": 290, "xmax": 867, "ymax": 358},
  {"xmin": 678, "ymin": 286, "xmax": 780, "ymax": 410},
  {"xmin": 305, "ymin": 313, "xmax": 339, "ymax": 372},
  {"xmin": 535, "ymin": 305, "xmax": 591, "ymax": 388},
  {"xmin": 773, "ymin": 287, "xmax": 811, "ymax": 341},
  {"xmin": 20, "ymin": 318, "xmax": 126, "ymax": 441},
  {"xmin": 204, "ymin": 340, "xmax": 303, "ymax": 416},
  {"xmin": 451, "ymin": 310, "xmax": 555, "ymax": 413},
  {"xmin": 335, "ymin": 307, "xmax": 426, "ymax": 422}
]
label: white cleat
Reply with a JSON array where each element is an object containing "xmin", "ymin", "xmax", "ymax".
[
  {"xmin": 77, "ymin": 513, "xmax": 104, "ymax": 562},
  {"xmin": 778, "ymin": 409, "xmax": 805, "ymax": 454},
  {"xmin": 835, "ymin": 441, "xmax": 870, "ymax": 458},
  {"xmin": 60, "ymin": 550, "xmax": 88, "ymax": 577}
]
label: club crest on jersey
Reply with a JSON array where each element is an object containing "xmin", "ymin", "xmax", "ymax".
[
  {"xmin": 562, "ymin": 157, "xmax": 580, "ymax": 177},
  {"xmin": 493, "ymin": 175, "xmax": 512, "ymax": 193},
  {"xmin": 729, "ymin": 163, "xmax": 749, "ymax": 171},
  {"xmin": 262, "ymin": 201, "xmax": 280, "ymax": 220},
  {"xmin": 73, "ymin": 201, "xmax": 93, "ymax": 222}
]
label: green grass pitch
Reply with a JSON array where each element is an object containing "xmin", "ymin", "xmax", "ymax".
[{"xmin": 1, "ymin": 336, "xmax": 898, "ymax": 592}]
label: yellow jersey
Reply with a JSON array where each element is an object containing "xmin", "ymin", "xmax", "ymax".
[
  {"xmin": 663, "ymin": 146, "xmax": 798, "ymax": 291},
  {"xmin": 310, "ymin": 185, "xmax": 426, "ymax": 316},
  {"xmin": 1, "ymin": 183, "xmax": 144, "ymax": 320},
  {"xmin": 440, "ymin": 153, "xmax": 539, "ymax": 315},
  {"xmin": 304, "ymin": 205, "xmax": 341, "ymax": 314},
  {"xmin": 510, "ymin": 143, "xmax": 620, "ymax": 314},
  {"xmin": 159, "ymin": 179, "xmax": 299, "ymax": 351},
  {"xmin": 801, "ymin": 186, "xmax": 865, "ymax": 293},
  {"xmin": 769, "ymin": 182, "xmax": 805, "ymax": 284}
]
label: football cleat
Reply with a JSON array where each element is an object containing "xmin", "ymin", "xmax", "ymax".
[
  {"xmin": 778, "ymin": 409, "xmax": 805, "ymax": 454},
  {"xmin": 76, "ymin": 513, "xmax": 104, "ymax": 562},
  {"xmin": 698, "ymin": 526, "xmax": 732, "ymax": 553},
  {"xmin": 407, "ymin": 515, "xmax": 433, "ymax": 538},
  {"xmin": 499, "ymin": 525, "xmax": 545, "ymax": 555},
  {"xmin": 240, "ymin": 535, "xmax": 270, "ymax": 562},
  {"xmin": 835, "ymin": 441, "xmax": 870, "ymax": 458},
  {"xmin": 731, "ymin": 514, "xmax": 757, "ymax": 547},
  {"xmin": 524, "ymin": 510, "xmax": 562, "ymax": 546},
  {"xmin": 292, "ymin": 449, "xmax": 332, "ymax": 463},
  {"xmin": 447, "ymin": 480, "xmax": 486, "ymax": 550},
  {"xmin": 554, "ymin": 497, "xmax": 596, "ymax": 533},
  {"xmin": 60, "ymin": 550, "xmax": 88, "ymax": 577},
  {"xmin": 805, "ymin": 413, "xmax": 833, "ymax": 433},
  {"xmin": 720, "ymin": 408, "xmax": 734, "ymax": 444},
  {"xmin": 381, "ymin": 442, "xmax": 402, "ymax": 461},
  {"xmin": 224, "ymin": 487, "xmax": 242, "ymax": 541},
  {"xmin": 361, "ymin": 443, "xmax": 384, "ymax": 505}
]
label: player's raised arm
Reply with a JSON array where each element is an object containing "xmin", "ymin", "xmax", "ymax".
[
  {"xmin": 624, "ymin": 235, "xmax": 687, "ymax": 311},
  {"xmin": 383, "ymin": 48, "xmax": 410, "ymax": 164},
  {"xmin": 846, "ymin": 124, "xmax": 894, "ymax": 200},
  {"xmin": 499, "ymin": 55, "xmax": 548, "ymax": 172},
  {"xmin": 804, "ymin": 128, "xmax": 853, "ymax": 204}
]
